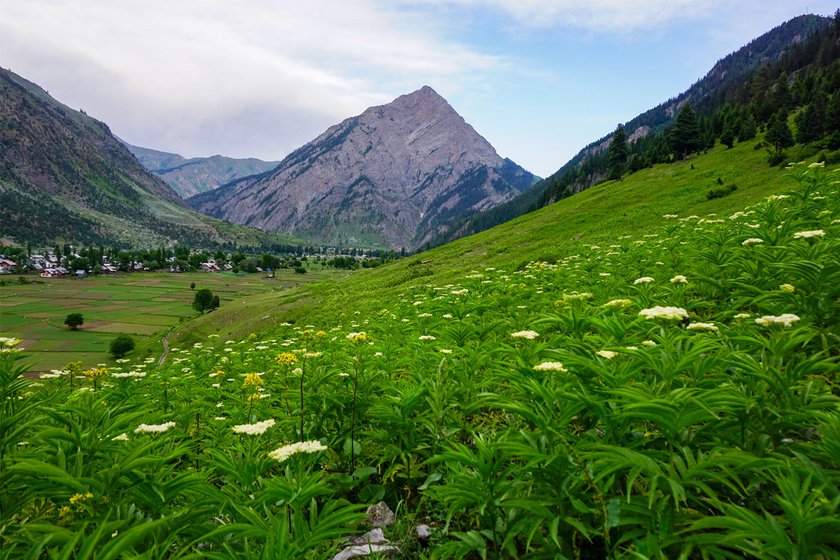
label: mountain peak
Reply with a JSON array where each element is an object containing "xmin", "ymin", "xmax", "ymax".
[{"xmin": 189, "ymin": 87, "xmax": 537, "ymax": 249}]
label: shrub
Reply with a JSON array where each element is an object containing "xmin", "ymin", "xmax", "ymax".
[
  {"xmin": 64, "ymin": 313, "xmax": 84, "ymax": 330},
  {"xmin": 193, "ymin": 288, "xmax": 214, "ymax": 313},
  {"xmin": 109, "ymin": 334, "xmax": 135, "ymax": 359},
  {"xmin": 706, "ymin": 184, "xmax": 737, "ymax": 200}
]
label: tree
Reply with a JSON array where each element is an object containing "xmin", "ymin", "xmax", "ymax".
[
  {"xmin": 765, "ymin": 110, "xmax": 794, "ymax": 156},
  {"xmin": 607, "ymin": 125, "xmax": 628, "ymax": 180},
  {"xmin": 795, "ymin": 103, "xmax": 823, "ymax": 144},
  {"xmin": 193, "ymin": 288, "xmax": 214, "ymax": 314},
  {"xmin": 738, "ymin": 113, "xmax": 757, "ymax": 142},
  {"xmin": 669, "ymin": 104, "xmax": 701, "ymax": 159},
  {"xmin": 109, "ymin": 335, "xmax": 135, "ymax": 359},
  {"xmin": 210, "ymin": 295, "xmax": 220, "ymax": 311},
  {"xmin": 64, "ymin": 313, "xmax": 84, "ymax": 330}
]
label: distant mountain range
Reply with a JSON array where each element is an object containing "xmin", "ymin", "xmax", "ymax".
[
  {"xmin": 0, "ymin": 67, "xmax": 297, "ymax": 249},
  {"xmin": 188, "ymin": 86, "xmax": 538, "ymax": 250},
  {"xmin": 121, "ymin": 142, "xmax": 279, "ymax": 199}
]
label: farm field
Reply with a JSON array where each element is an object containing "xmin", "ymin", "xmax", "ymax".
[{"xmin": 0, "ymin": 270, "xmax": 328, "ymax": 372}]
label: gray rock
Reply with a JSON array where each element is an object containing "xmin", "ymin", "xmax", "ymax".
[
  {"xmin": 189, "ymin": 86, "xmax": 537, "ymax": 251},
  {"xmin": 365, "ymin": 501, "xmax": 395, "ymax": 528},
  {"xmin": 332, "ymin": 544, "xmax": 400, "ymax": 560},
  {"xmin": 416, "ymin": 524, "xmax": 432, "ymax": 540},
  {"xmin": 349, "ymin": 528, "xmax": 387, "ymax": 546}
]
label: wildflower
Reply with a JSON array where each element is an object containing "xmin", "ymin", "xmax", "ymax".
[
  {"xmin": 808, "ymin": 161, "xmax": 825, "ymax": 168},
  {"xmin": 793, "ymin": 230, "xmax": 825, "ymax": 239},
  {"xmin": 641, "ymin": 340, "xmax": 657, "ymax": 347},
  {"xmin": 242, "ymin": 373, "xmax": 263, "ymax": 389},
  {"xmin": 670, "ymin": 275, "xmax": 689, "ymax": 284},
  {"xmin": 440, "ymin": 349, "xmax": 453, "ymax": 354},
  {"xmin": 303, "ymin": 351, "xmax": 322, "ymax": 358},
  {"xmin": 533, "ymin": 361, "xmax": 567, "ymax": 372},
  {"xmin": 346, "ymin": 332, "xmax": 370, "ymax": 344},
  {"xmin": 779, "ymin": 284, "xmax": 795, "ymax": 293},
  {"xmin": 112, "ymin": 433, "xmax": 128, "ymax": 441},
  {"xmin": 687, "ymin": 322, "xmax": 718, "ymax": 332},
  {"xmin": 596, "ymin": 350, "xmax": 617, "ymax": 359},
  {"xmin": 558, "ymin": 292, "xmax": 592, "ymax": 304},
  {"xmin": 111, "ymin": 371, "xmax": 146, "ymax": 378},
  {"xmin": 639, "ymin": 306, "xmax": 689, "ymax": 321},
  {"xmin": 734, "ymin": 313, "xmax": 751, "ymax": 320},
  {"xmin": 742, "ymin": 238, "xmax": 764, "ymax": 246},
  {"xmin": 662, "ymin": 214, "xmax": 679, "ymax": 219},
  {"xmin": 69, "ymin": 492, "xmax": 94, "ymax": 506},
  {"xmin": 419, "ymin": 335, "xmax": 436, "ymax": 341},
  {"xmin": 0, "ymin": 337, "xmax": 22, "ymax": 349},
  {"xmin": 603, "ymin": 299, "xmax": 632, "ymax": 308},
  {"xmin": 232, "ymin": 418, "xmax": 275, "ymax": 435},
  {"xmin": 417, "ymin": 313, "xmax": 433, "ymax": 318},
  {"xmin": 268, "ymin": 440, "xmax": 328, "ymax": 462},
  {"xmin": 337, "ymin": 372, "xmax": 350, "ymax": 377},
  {"xmin": 134, "ymin": 421, "xmax": 176, "ymax": 434},
  {"xmin": 510, "ymin": 330, "xmax": 540, "ymax": 340},
  {"xmin": 633, "ymin": 276, "xmax": 655, "ymax": 285},
  {"xmin": 755, "ymin": 314, "xmax": 800, "ymax": 327}
]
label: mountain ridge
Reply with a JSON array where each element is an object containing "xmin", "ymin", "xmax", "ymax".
[
  {"xmin": 122, "ymin": 142, "xmax": 280, "ymax": 198},
  {"xmin": 188, "ymin": 86, "xmax": 538, "ymax": 250}
]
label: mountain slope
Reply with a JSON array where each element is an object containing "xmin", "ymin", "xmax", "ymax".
[
  {"xmin": 438, "ymin": 13, "xmax": 834, "ymax": 245},
  {"xmin": 188, "ymin": 86, "xmax": 537, "ymax": 250},
  {"xmin": 0, "ymin": 67, "xmax": 298, "ymax": 248},
  {"xmin": 123, "ymin": 143, "xmax": 279, "ymax": 198}
]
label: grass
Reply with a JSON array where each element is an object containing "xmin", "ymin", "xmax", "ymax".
[
  {"xmin": 169, "ymin": 139, "xmax": 815, "ymax": 341},
  {"xmin": 0, "ymin": 270, "xmax": 329, "ymax": 372}
]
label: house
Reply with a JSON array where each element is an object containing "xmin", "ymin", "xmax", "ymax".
[
  {"xmin": 0, "ymin": 258, "xmax": 16, "ymax": 269},
  {"xmin": 75, "ymin": 269, "xmax": 87, "ymax": 279},
  {"xmin": 41, "ymin": 269, "xmax": 61, "ymax": 278},
  {"xmin": 201, "ymin": 260, "xmax": 221, "ymax": 272},
  {"xmin": 103, "ymin": 264, "xmax": 118, "ymax": 273},
  {"xmin": 223, "ymin": 263, "xmax": 233, "ymax": 271}
]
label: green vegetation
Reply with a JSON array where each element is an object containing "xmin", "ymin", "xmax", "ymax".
[
  {"xmin": 0, "ymin": 271, "xmax": 326, "ymax": 372},
  {"xmin": 63, "ymin": 313, "xmax": 83, "ymax": 330},
  {"xmin": 192, "ymin": 288, "xmax": 215, "ymax": 314},
  {"xmin": 108, "ymin": 334, "xmax": 135, "ymax": 359},
  {"xmin": 2, "ymin": 149, "xmax": 838, "ymax": 557}
]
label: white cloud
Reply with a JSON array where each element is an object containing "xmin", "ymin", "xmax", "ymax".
[
  {"xmin": 402, "ymin": 0, "xmax": 720, "ymax": 31},
  {"xmin": 0, "ymin": 0, "xmax": 507, "ymax": 160}
]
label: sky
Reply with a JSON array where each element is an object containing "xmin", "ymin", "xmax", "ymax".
[{"xmin": 2, "ymin": 1, "xmax": 838, "ymax": 177}]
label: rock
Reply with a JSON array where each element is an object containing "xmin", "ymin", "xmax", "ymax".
[
  {"xmin": 332, "ymin": 544, "xmax": 400, "ymax": 560},
  {"xmin": 365, "ymin": 501, "xmax": 395, "ymax": 528},
  {"xmin": 349, "ymin": 528, "xmax": 387, "ymax": 546},
  {"xmin": 416, "ymin": 524, "xmax": 432, "ymax": 540}
]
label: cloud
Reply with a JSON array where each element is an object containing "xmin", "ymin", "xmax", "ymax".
[
  {"xmin": 401, "ymin": 0, "xmax": 721, "ymax": 31},
  {"xmin": 0, "ymin": 0, "xmax": 507, "ymax": 159}
]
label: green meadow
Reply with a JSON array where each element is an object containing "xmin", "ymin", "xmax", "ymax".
[
  {"xmin": 2, "ymin": 145, "xmax": 839, "ymax": 558},
  {"xmin": 0, "ymin": 270, "xmax": 328, "ymax": 372}
]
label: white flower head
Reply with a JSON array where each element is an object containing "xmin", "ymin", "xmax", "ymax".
[
  {"xmin": 634, "ymin": 276, "xmax": 655, "ymax": 285},
  {"xmin": 533, "ymin": 361, "xmax": 567, "ymax": 372},
  {"xmin": 639, "ymin": 306, "xmax": 689, "ymax": 321},
  {"xmin": 134, "ymin": 421, "xmax": 176, "ymax": 434},
  {"xmin": 755, "ymin": 314, "xmax": 800, "ymax": 327},
  {"xmin": 268, "ymin": 440, "xmax": 327, "ymax": 462},
  {"xmin": 510, "ymin": 330, "xmax": 540, "ymax": 340},
  {"xmin": 793, "ymin": 230, "xmax": 825, "ymax": 239},
  {"xmin": 232, "ymin": 419, "xmax": 275, "ymax": 436}
]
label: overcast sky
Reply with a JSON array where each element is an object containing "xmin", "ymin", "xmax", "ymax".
[{"xmin": 2, "ymin": 1, "xmax": 837, "ymax": 177}]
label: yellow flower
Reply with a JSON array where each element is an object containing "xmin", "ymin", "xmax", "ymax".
[
  {"xmin": 779, "ymin": 284, "xmax": 795, "ymax": 293},
  {"xmin": 275, "ymin": 353, "xmax": 298, "ymax": 365},
  {"xmin": 346, "ymin": 332, "xmax": 370, "ymax": 344},
  {"xmin": 242, "ymin": 373, "xmax": 264, "ymax": 389}
]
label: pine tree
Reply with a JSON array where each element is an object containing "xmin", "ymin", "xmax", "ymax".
[
  {"xmin": 766, "ymin": 110, "xmax": 794, "ymax": 156},
  {"xmin": 739, "ymin": 113, "xmax": 757, "ymax": 141},
  {"xmin": 795, "ymin": 103, "xmax": 823, "ymax": 144},
  {"xmin": 669, "ymin": 104, "xmax": 701, "ymax": 159},
  {"xmin": 607, "ymin": 125, "xmax": 628, "ymax": 180}
]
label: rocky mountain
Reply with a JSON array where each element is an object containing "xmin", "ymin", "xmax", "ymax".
[
  {"xmin": 122, "ymin": 142, "xmax": 279, "ymax": 198},
  {"xmin": 188, "ymin": 86, "xmax": 537, "ymax": 250},
  {"xmin": 0, "ymin": 67, "xmax": 295, "ymax": 248}
]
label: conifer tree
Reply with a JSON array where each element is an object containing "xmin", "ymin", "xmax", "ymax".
[
  {"xmin": 739, "ymin": 113, "xmax": 757, "ymax": 141},
  {"xmin": 669, "ymin": 104, "xmax": 701, "ymax": 159},
  {"xmin": 607, "ymin": 125, "xmax": 628, "ymax": 180},
  {"xmin": 766, "ymin": 110, "xmax": 794, "ymax": 156},
  {"xmin": 795, "ymin": 103, "xmax": 823, "ymax": 144}
]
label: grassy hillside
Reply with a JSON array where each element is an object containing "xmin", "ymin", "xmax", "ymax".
[
  {"xmin": 169, "ymin": 139, "xmax": 814, "ymax": 344},
  {"xmin": 3, "ymin": 141, "xmax": 839, "ymax": 558}
]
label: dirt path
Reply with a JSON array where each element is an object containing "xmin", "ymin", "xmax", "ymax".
[{"xmin": 157, "ymin": 328, "xmax": 172, "ymax": 367}]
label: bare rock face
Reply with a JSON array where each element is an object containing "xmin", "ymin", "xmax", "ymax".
[{"xmin": 189, "ymin": 86, "xmax": 536, "ymax": 250}]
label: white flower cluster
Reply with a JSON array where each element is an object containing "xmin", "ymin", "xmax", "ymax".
[
  {"xmin": 634, "ymin": 277, "xmax": 655, "ymax": 285},
  {"xmin": 418, "ymin": 335, "xmax": 436, "ymax": 341},
  {"xmin": 134, "ymin": 421, "xmax": 176, "ymax": 434},
  {"xmin": 533, "ymin": 361, "xmax": 567, "ymax": 372},
  {"xmin": 755, "ymin": 314, "xmax": 800, "ymax": 327},
  {"xmin": 268, "ymin": 440, "xmax": 328, "ymax": 462},
  {"xmin": 510, "ymin": 330, "xmax": 539, "ymax": 340},
  {"xmin": 111, "ymin": 371, "xmax": 147, "ymax": 378},
  {"xmin": 639, "ymin": 306, "xmax": 689, "ymax": 321},
  {"xmin": 742, "ymin": 238, "xmax": 764, "ymax": 246},
  {"xmin": 687, "ymin": 322, "xmax": 718, "ymax": 332},
  {"xmin": 793, "ymin": 230, "xmax": 825, "ymax": 239},
  {"xmin": 603, "ymin": 299, "xmax": 632, "ymax": 308},
  {"xmin": 232, "ymin": 418, "xmax": 275, "ymax": 436}
]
